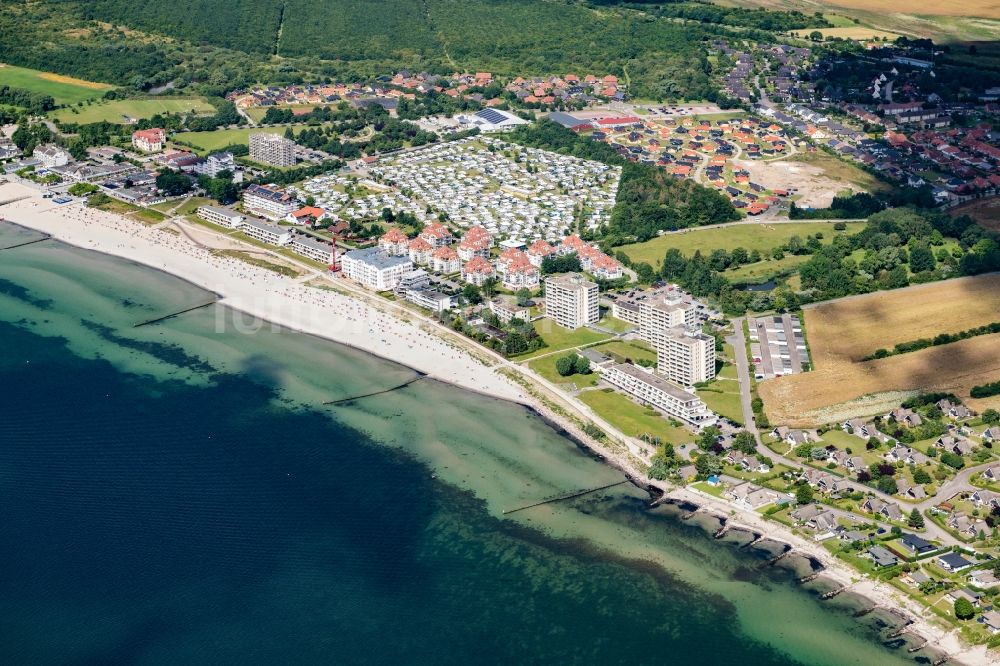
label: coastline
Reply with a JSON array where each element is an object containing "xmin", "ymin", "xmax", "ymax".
[{"xmin": 0, "ymin": 182, "xmax": 993, "ymax": 665}]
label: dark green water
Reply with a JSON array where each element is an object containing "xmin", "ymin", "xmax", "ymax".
[{"xmin": 0, "ymin": 224, "xmax": 936, "ymax": 665}]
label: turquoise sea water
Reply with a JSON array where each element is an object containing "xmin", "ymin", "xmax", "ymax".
[{"xmin": 0, "ymin": 223, "xmax": 944, "ymax": 665}]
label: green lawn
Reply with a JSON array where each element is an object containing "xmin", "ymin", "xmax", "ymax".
[
  {"xmin": 619, "ymin": 222, "xmax": 865, "ymax": 267},
  {"xmin": 514, "ymin": 319, "xmax": 613, "ymax": 360},
  {"xmin": 0, "ymin": 64, "xmax": 113, "ymax": 105},
  {"xmin": 691, "ymin": 480, "xmax": 726, "ymax": 498},
  {"xmin": 820, "ymin": 429, "xmax": 864, "ymax": 450},
  {"xmin": 51, "ymin": 97, "xmax": 214, "ymax": 124},
  {"xmin": 724, "ymin": 254, "xmax": 810, "ymax": 284},
  {"xmin": 527, "ymin": 355, "xmax": 600, "ymax": 388},
  {"xmin": 579, "ymin": 388, "xmax": 692, "ymax": 445},
  {"xmin": 592, "ymin": 339, "xmax": 657, "ymax": 364},
  {"xmin": 173, "ymin": 124, "xmax": 311, "ymax": 154},
  {"xmin": 596, "ymin": 316, "xmax": 636, "ymax": 333},
  {"xmin": 696, "ymin": 380, "xmax": 744, "ymax": 424}
]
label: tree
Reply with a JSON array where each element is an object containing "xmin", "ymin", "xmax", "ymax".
[
  {"xmin": 574, "ymin": 355, "xmax": 591, "ymax": 375},
  {"xmin": 555, "ymin": 354, "xmax": 577, "ymax": 377},
  {"xmin": 795, "ymin": 484, "xmax": 814, "ymax": 505},
  {"xmin": 954, "ymin": 597, "xmax": 975, "ymax": 620},
  {"xmin": 809, "ymin": 30, "xmax": 824, "ymax": 41},
  {"xmin": 877, "ymin": 475, "xmax": 898, "ymax": 495},
  {"xmin": 462, "ymin": 284, "xmax": 482, "ymax": 305},
  {"xmin": 697, "ymin": 426, "xmax": 722, "ymax": 450},
  {"xmin": 983, "ymin": 409, "xmax": 1000, "ymax": 425},
  {"xmin": 733, "ymin": 431, "xmax": 756, "ymax": 455},
  {"xmin": 695, "ymin": 453, "xmax": 721, "ymax": 478},
  {"xmin": 515, "ymin": 288, "xmax": 532, "ymax": 307},
  {"xmin": 155, "ymin": 169, "xmax": 193, "ymax": 196},
  {"xmin": 908, "ymin": 508, "xmax": 925, "ymax": 529}
]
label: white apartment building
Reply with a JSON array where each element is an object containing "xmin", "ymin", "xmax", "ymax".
[
  {"xmin": 249, "ymin": 132, "xmax": 296, "ymax": 167},
  {"xmin": 604, "ymin": 363, "xmax": 717, "ymax": 428},
  {"xmin": 657, "ymin": 328, "xmax": 716, "ymax": 386},
  {"xmin": 32, "ymin": 144, "xmax": 71, "ymax": 168},
  {"xmin": 544, "ymin": 273, "xmax": 598, "ymax": 329},
  {"xmin": 341, "ymin": 247, "xmax": 414, "ymax": 290},
  {"xmin": 242, "ymin": 217, "xmax": 292, "ymax": 246},
  {"xmin": 197, "ymin": 205, "xmax": 245, "ymax": 228},
  {"xmin": 405, "ymin": 288, "xmax": 455, "ymax": 313},
  {"xmin": 639, "ymin": 296, "xmax": 696, "ymax": 351},
  {"xmin": 489, "ymin": 298, "xmax": 530, "ymax": 324},
  {"xmin": 290, "ymin": 233, "xmax": 336, "ymax": 264},
  {"xmin": 191, "ymin": 152, "xmax": 237, "ymax": 178},
  {"xmin": 243, "ymin": 184, "xmax": 297, "ymax": 220}
]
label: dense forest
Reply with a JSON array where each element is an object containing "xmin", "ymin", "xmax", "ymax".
[
  {"xmin": 0, "ymin": 0, "xmax": 762, "ymax": 101},
  {"xmin": 507, "ymin": 120, "xmax": 738, "ymax": 242}
]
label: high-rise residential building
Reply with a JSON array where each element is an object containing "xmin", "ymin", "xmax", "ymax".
[
  {"xmin": 544, "ymin": 273, "xmax": 598, "ymax": 329},
  {"xmin": 638, "ymin": 296, "xmax": 696, "ymax": 350},
  {"xmin": 656, "ymin": 328, "xmax": 716, "ymax": 386},
  {"xmin": 249, "ymin": 132, "xmax": 296, "ymax": 167}
]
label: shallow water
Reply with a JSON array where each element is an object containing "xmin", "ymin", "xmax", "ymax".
[{"xmin": 0, "ymin": 223, "xmax": 926, "ymax": 664}]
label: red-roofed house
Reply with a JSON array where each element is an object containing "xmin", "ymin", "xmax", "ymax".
[
  {"xmin": 502, "ymin": 257, "xmax": 540, "ymax": 290},
  {"xmin": 461, "ymin": 256, "xmax": 496, "ymax": 286},
  {"xmin": 431, "ymin": 245, "xmax": 460, "ymax": 273},
  {"xmin": 286, "ymin": 206, "xmax": 328, "ymax": 226},
  {"xmin": 557, "ymin": 234, "xmax": 588, "ymax": 255},
  {"xmin": 457, "ymin": 231, "xmax": 492, "ymax": 262},
  {"xmin": 419, "ymin": 222, "xmax": 454, "ymax": 247},
  {"xmin": 526, "ymin": 239, "xmax": 556, "ymax": 267},
  {"xmin": 408, "ymin": 237, "xmax": 434, "ymax": 265},
  {"xmin": 590, "ymin": 253, "xmax": 623, "ymax": 280},
  {"xmin": 379, "ymin": 228, "xmax": 410, "ymax": 256},
  {"xmin": 132, "ymin": 128, "xmax": 166, "ymax": 153}
]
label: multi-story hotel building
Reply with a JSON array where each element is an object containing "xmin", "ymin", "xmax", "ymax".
[
  {"xmin": 290, "ymin": 233, "xmax": 336, "ymax": 265},
  {"xmin": 243, "ymin": 184, "xmax": 297, "ymax": 220},
  {"xmin": 341, "ymin": 247, "xmax": 414, "ymax": 290}
]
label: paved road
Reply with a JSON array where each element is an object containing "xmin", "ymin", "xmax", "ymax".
[{"xmin": 727, "ymin": 316, "xmax": 958, "ymax": 544}]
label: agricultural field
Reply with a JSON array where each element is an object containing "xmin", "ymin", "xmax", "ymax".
[
  {"xmin": 952, "ymin": 197, "xmax": 1000, "ymax": 232},
  {"xmin": 729, "ymin": 0, "xmax": 1000, "ymax": 41},
  {"xmin": 788, "ymin": 26, "xmax": 902, "ymax": 40},
  {"xmin": 759, "ymin": 274, "xmax": 1000, "ymax": 426},
  {"xmin": 172, "ymin": 125, "xmax": 303, "ymax": 154},
  {"xmin": 51, "ymin": 98, "xmax": 216, "ymax": 124},
  {"xmin": 0, "ymin": 64, "xmax": 113, "ymax": 105},
  {"xmin": 619, "ymin": 220, "xmax": 864, "ymax": 267}
]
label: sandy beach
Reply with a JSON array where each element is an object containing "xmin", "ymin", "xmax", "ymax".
[
  {"xmin": 0, "ymin": 182, "xmax": 526, "ymax": 404},
  {"xmin": 1, "ymin": 180, "xmax": 994, "ymax": 664}
]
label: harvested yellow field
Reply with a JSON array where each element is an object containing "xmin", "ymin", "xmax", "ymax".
[
  {"xmin": 952, "ymin": 198, "xmax": 1000, "ymax": 231},
  {"xmin": 759, "ymin": 274, "xmax": 1000, "ymax": 425},
  {"xmin": 823, "ymin": 0, "xmax": 1000, "ymax": 18},
  {"xmin": 39, "ymin": 72, "xmax": 111, "ymax": 90},
  {"xmin": 789, "ymin": 27, "xmax": 901, "ymax": 40}
]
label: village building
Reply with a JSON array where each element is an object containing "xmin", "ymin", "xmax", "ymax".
[
  {"xmin": 131, "ymin": 128, "xmax": 166, "ymax": 153},
  {"xmin": 461, "ymin": 256, "xmax": 496, "ymax": 286}
]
